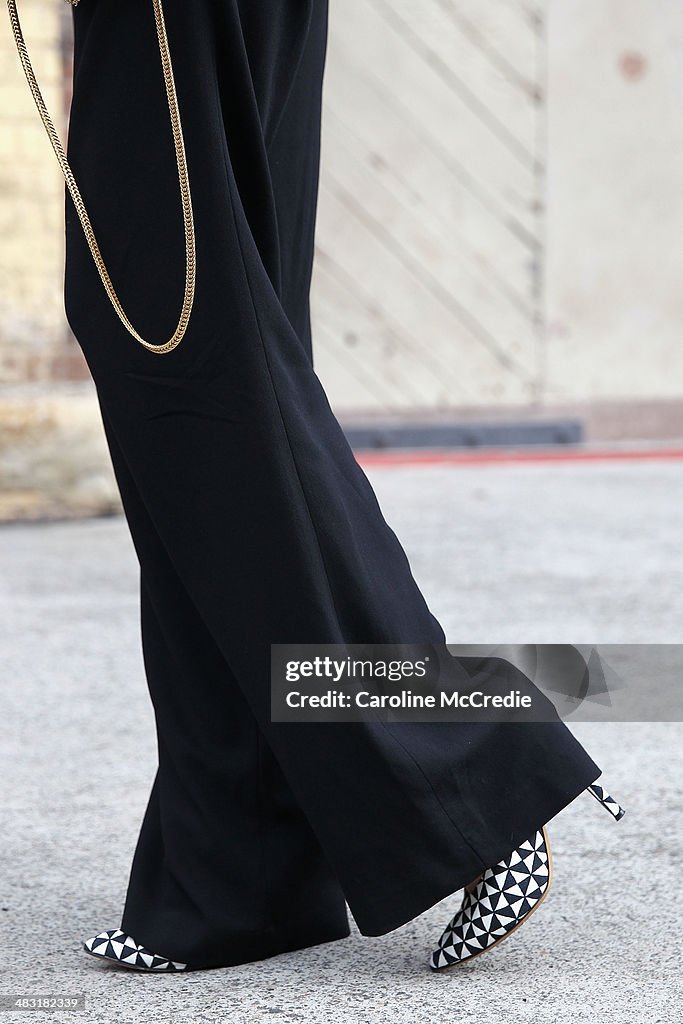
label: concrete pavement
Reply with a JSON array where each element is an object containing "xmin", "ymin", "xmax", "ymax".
[{"xmin": 0, "ymin": 455, "xmax": 681, "ymax": 1022}]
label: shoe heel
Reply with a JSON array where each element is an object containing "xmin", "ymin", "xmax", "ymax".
[{"xmin": 587, "ymin": 782, "xmax": 626, "ymax": 821}]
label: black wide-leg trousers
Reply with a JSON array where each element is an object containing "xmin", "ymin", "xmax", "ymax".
[{"xmin": 64, "ymin": 0, "xmax": 601, "ymax": 968}]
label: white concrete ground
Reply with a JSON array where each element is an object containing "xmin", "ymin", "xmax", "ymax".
[{"xmin": 1, "ymin": 455, "xmax": 681, "ymax": 1023}]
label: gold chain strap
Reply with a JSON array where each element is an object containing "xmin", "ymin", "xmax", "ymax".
[{"xmin": 7, "ymin": 0, "xmax": 196, "ymax": 355}]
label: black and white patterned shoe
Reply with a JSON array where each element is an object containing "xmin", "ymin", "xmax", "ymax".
[
  {"xmin": 587, "ymin": 782, "xmax": 626, "ymax": 821},
  {"xmin": 429, "ymin": 827, "xmax": 552, "ymax": 970},
  {"xmin": 83, "ymin": 929, "xmax": 188, "ymax": 972}
]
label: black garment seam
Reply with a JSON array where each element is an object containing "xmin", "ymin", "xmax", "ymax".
[
  {"xmin": 218, "ymin": 103, "xmax": 490, "ymax": 881},
  {"xmin": 377, "ymin": 721, "xmax": 487, "ymax": 873},
  {"xmin": 264, "ymin": 0, "xmax": 316, "ymax": 153},
  {"xmin": 217, "ymin": 95, "xmax": 345, "ymax": 634}
]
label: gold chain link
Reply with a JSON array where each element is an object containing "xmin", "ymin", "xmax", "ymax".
[{"xmin": 7, "ymin": 0, "xmax": 196, "ymax": 355}]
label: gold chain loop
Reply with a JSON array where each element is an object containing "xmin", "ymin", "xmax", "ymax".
[{"xmin": 7, "ymin": 0, "xmax": 196, "ymax": 355}]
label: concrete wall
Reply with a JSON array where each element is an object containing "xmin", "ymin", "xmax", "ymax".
[
  {"xmin": 314, "ymin": 0, "xmax": 683, "ymax": 428},
  {"xmin": 314, "ymin": 0, "xmax": 544, "ymax": 414},
  {"xmin": 544, "ymin": 0, "xmax": 683, "ymax": 404}
]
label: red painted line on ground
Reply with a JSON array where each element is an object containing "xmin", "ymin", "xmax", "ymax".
[{"xmin": 354, "ymin": 446, "xmax": 683, "ymax": 468}]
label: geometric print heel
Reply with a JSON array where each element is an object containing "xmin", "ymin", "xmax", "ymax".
[
  {"xmin": 83, "ymin": 929, "xmax": 188, "ymax": 972},
  {"xmin": 586, "ymin": 782, "xmax": 626, "ymax": 821},
  {"xmin": 429, "ymin": 826, "xmax": 552, "ymax": 970}
]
